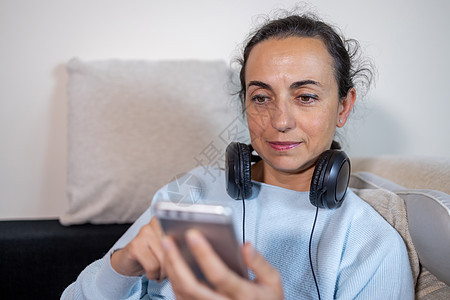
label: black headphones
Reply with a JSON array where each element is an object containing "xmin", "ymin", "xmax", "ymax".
[{"xmin": 225, "ymin": 142, "xmax": 351, "ymax": 209}]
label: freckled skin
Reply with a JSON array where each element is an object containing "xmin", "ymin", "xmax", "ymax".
[{"xmin": 245, "ymin": 37, "xmax": 355, "ymax": 191}]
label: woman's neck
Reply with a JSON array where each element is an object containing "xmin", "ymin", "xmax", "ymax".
[{"xmin": 251, "ymin": 161, "xmax": 314, "ymax": 192}]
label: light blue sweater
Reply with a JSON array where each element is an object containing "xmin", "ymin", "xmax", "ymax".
[{"xmin": 62, "ymin": 167, "xmax": 414, "ymax": 299}]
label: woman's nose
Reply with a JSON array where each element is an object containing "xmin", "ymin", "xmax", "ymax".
[{"xmin": 270, "ymin": 101, "xmax": 296, "ymax": 132}]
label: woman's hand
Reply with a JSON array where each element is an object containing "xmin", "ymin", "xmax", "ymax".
[
  {"xmin": 162, "ymin": 229, "xmax": 284, "ymax": 300},
  {"xmin": 110, "ymin": 217, "xmax": 166, "ymax": 281}
]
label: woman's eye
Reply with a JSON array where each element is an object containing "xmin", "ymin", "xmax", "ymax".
[
  {"xmin": 251, "ymin": 95, "xmax": 268, "ymax": 104},
  {"xmin": 297, "ymin": 95, "xmax": 317, "ymax": 104}
]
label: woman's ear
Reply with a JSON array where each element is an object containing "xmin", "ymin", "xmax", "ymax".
[{"xmin": 337, "ymin": 88, "xmax": 356, "ymax": 128}]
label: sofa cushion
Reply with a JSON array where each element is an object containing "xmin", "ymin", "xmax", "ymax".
[
  {"xmin": 351, "ymin": 156, "xmax": 450, "ymax": 194},
  {"xmin": 61, "ymin": 58, "xmax": 247, "ymax": 225}
]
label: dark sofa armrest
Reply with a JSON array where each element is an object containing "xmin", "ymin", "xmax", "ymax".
[{"xmin": 0, "ymin": 219, "xmax": 131, "ymax": 299}]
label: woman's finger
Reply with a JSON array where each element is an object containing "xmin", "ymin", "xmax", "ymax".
[
  {"xmin": 185, "ymin": 229, "xmax": 248, "ymax": 298},
  {"xmin": 147, "ymin": 217, "xmax": 167, "ymax": 279},
  {"xmin": 242, "ymin": 243, "xmax": 284, "ymax": 297},
  {"xmin": 162, "ymin": 236, "xmax": 228, "ymax": 300},
  {"xmin": 131, "ymin": 222, "xmax": 166, "ymax": 280},
  {"xmin": 111, "ymin": 222, "xmax": 162, "ymax": 280}
]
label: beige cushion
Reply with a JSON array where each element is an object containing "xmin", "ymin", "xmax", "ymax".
[
  {"xmin": 60, "ymin": 58, "xmax": 247, "ymax": 225},
  {"xmin": 415, "ymin": 267, "xmax": 450, "ymax": 300},
  {"xmin": 351, "ymin": 156, "xmax": 450, "ymax": 194}
]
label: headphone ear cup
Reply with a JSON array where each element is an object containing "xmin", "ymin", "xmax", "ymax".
[
  {"xmin": 238, "ymin": 143, "xmax": 252, "ymax": 199},
  {"xmin": 310, "ymin": 151, "xmax": 331, "ymax": 208},
  {"xmin": 225, "ymin": 142, "xmax": 252, "ymax": 200},
  {"xmin": 310, "ymin": 150, "xmax": 351, "ymax": 209}
]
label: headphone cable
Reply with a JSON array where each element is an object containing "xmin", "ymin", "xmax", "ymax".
[
  {"xmin": 239, "ymin": 184, "xmax": 246, "ymax": 244},
  {"xmin": 239, "ymin": 173, "xmax": 320, "ymax": 299},
  {"xmin": 235, "ymin": 182, "xmax": 247, "ymax": 244},
  {"xmin": 242, "ymin": 198, "xmax": 246, "ymax": 244},
  {"xmin": 309, "ymin": 205, "xmax": 321, "ymax": 300}
]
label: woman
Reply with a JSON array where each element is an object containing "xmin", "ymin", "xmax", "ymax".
[{"xmin": 62, "ymin": 12, "xmax": 414, "ymax": 299}]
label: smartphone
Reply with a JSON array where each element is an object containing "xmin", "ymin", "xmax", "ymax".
[{"xmin": 154, "ymin": 201, "xmax": 248, "ymax": 282}]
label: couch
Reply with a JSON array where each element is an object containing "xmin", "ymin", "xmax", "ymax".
[
  {"xmin": 0, "ymin": 220, "xmax": 131, "ymax": 299},
  {"xmin": 1, "ymin": 59, "xmax": 448, "ymax": 299}
]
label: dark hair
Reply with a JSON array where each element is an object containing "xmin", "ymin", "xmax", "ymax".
[{"xmin": 235, "ymin": 13, "xmax": 374, "ymax": 108}]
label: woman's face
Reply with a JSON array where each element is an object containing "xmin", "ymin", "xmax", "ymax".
[{"xmin": 245, "ymin": 37, "xmax": 353, "ymax": 176}]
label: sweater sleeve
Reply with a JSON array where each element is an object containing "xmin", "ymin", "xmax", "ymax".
[
  {"xmin": 334, "ymin": 224, "xmax": 415, "ymax": 300},
  {"xmin": 61, "ymin": 254, "xmax": 144, "ymax": 300},
  {"xmin": 61, "ymin": 207, "xmax": 154, "ymax": 299}
]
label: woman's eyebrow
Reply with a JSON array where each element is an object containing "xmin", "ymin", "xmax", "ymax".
[
  {"xmin": 290, "ymin": 80, "xmax": 322, "ymax": 89},
  {"xmin": 247, "ymin": 80, "xmax": 322, "ymax": 91},
  {"xmin": 247, "ymin": 81, "xmax": 272, "ymax": 91}
]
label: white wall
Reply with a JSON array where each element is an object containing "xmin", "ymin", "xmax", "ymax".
[{"xmin": 1, "ymin": 0, "xmax": 449, "ymax": 220}]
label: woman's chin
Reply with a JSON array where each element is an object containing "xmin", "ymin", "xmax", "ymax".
[{"xmin": 265, "ymin": 159, "xmax": 315, "ymax": 175}]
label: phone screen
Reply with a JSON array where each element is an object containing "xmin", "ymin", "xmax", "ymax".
[{"xmin": 155, "ymin": 202, "xmax": 248, "ymax": 282}]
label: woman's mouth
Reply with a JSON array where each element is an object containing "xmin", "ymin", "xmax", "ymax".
[{"xmin": 268, "ymin": 141, "xmax": 301, "ymax": 151}]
